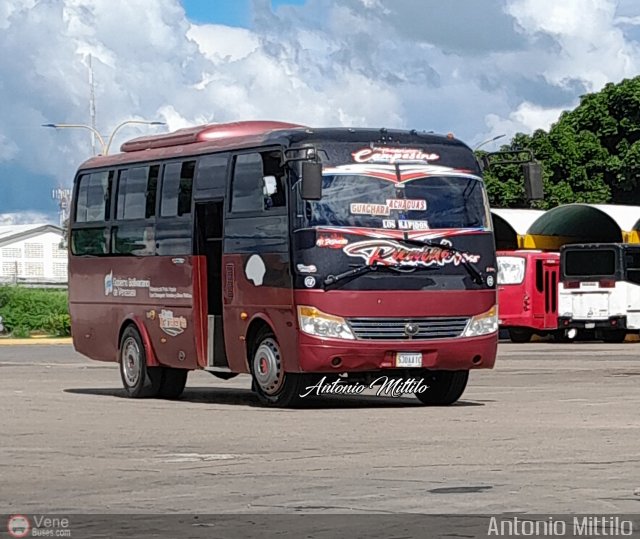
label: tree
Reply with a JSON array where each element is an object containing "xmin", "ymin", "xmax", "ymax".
[{"xmin": 483, "ymin": 76, "xmax": 640, "ymax": 208}]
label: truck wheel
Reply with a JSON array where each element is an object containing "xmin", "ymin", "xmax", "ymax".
[
  {"xmin": 250, "ymin": 328, "xmax": 306, "ymax": 407},
  {"xmin": 415, "ymin": 370, "xmax": 469, "ymax": 406},
  {"xmin": 602, "ymin": 330, "xmax": 626, "ymax": 343},
  {"xmin": 119, "ymin": 326, "xmax": 162, "ymax": 398},
  {"xmin": 553, "ymin": 329, "xmax": 574, "ymax": 343},
  {"xmin": 158, "ymin": 368, "xmax": 188, "ymax": 399},
  {"xmin": 508, "ymin": 328, "xmax": 533, "ymax": 343}
]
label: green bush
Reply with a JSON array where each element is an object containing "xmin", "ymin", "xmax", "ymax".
[
  {"xmin": 44, "ymin": 313, "xmax": 72, "ymax": 337},
  {"xmin": 0, "ymin": 286, "xmax": 70, "ymax": 337}
]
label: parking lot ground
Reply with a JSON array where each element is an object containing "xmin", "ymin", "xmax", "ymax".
[{"xmin": 1, "ymin": 342, "xmax": 639, "ymax": 514}]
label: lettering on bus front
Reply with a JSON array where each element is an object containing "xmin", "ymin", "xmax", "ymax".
[{"xmin": 343, "ymin": 239, "xmax": 481, "ymax": 268}]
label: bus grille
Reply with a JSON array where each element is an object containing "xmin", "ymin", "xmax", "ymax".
[{"xmin": 347, "ymin": 316, "xmax": 470, "ymax": 340}]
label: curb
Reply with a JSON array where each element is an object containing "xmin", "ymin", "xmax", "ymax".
[{"xmin": 0, "ymin": 337, "xmax": 73, "ymax": 346}]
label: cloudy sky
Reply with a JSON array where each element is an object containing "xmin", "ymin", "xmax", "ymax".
[{"xmin": 1, "ymin": 0, "xmax": 639, "ymax": 224}]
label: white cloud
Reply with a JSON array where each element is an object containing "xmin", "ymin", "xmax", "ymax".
[
  {"xmin": 0, "ymin": 0, "xmax": 638, "ymax": 214},
  {"xmin": 0, "ymin": 133, "xmax": 19, "ymax": 161},
  {"xmin": 187, "ymin": 23, "xmax": 259, "ymax": 61},
  {"xmin": 483, "ymin": 102, "xmax": 567, "ymax": 147},
  {"xmin": 0, "ymin": 212, "xmax": 54, "ymax": 225},
  {"xmin": 507, "ymin": 0, "xmax": 640, "ymax": 91}
]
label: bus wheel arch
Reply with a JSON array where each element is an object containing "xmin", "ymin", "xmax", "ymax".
[
  {"xmin": 246, "ymin": 319, "xmax": 306, "ymax": 407},
  {"xmin": 118, "ymin": 324, "xmax": 162, "ymax": 398},
  {"xmin": 117, "ymin": 317, "xmax": 159, "ymax": 367}
]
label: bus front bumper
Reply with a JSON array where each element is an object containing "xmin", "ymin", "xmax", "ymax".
[{"xmin": 297, "ymin": 333, "xmax": 497, "ymax": 373}]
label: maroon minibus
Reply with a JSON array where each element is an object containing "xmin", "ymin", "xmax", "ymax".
[{"xmin": 68, "ymin": 121, "xmax": 498, "ymax": 406}]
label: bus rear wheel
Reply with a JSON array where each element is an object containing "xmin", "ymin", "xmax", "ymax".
[
  {"xmin": 158, "ymin": 368, "xmax": 188, "ymax": 399},
  {"xmin": 508, "ymin": 328, "xmax": 533, "ymax": 343},
  {"xmin": 602, "ymin": 330, "xmax": 627, "ymax": 343},
  {"xmin": 415, "ymin": 370, "xmax": 469, "ymax": 405},
  {"xmin": 119, "ymin": 326, "xmax": 162, "ymax": 398},
  {"xmin": 250, "ymin": 328, "xmax": 306, "ymax": 407}
]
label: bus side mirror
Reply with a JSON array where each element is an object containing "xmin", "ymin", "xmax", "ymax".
[
  {"xmin": 523, "ymin": 162, "xmax": 543, "ymax": 200},
  {"xmin": 301, "ymin": 162, "xmax": 322, "ymax": 200}
]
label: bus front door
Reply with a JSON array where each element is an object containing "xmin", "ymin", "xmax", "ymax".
[{"xmin": 195, "ymin": 200, "xmax": 229, "ymax": 371}]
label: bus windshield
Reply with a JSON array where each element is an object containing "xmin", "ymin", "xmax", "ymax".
[{"xmin": 307, "ymin": 173, "xmax": 490, "ymax": 230}]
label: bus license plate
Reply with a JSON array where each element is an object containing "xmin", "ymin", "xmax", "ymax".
[
  {"xmin": 585, "ymin": 322, "xmax": 595, "ymax": 329},
  {"xmin": 396, "ymin": 352, "xmax": 422, "ymax": 368}
]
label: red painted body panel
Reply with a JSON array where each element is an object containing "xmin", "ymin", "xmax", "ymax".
[
  {"xmin": 69, "ymin": 256, "xmax": 204, "ymax": 369},
  {"xmin": 222, "ymin": 254, "xmax": 297, "ymax": 373},
  {"xmin": 294, "ymin": 289, "xmax": 497, "ymax": 372},
  {"xmin": 298, "ymin": 333, "xmax": 496, "ymax": 372},
  {"xmin": 70, "ymin": 257, "xmax": 497, "ymax": 374},
  {"xmin": 497, "ymin": 250, "xmax": 560, "ymax": 332}
]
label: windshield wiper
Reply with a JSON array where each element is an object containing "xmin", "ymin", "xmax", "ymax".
[
  {"xmin": 324, "ymin": 263, "xmax": 436, "ymax": 289},
  {"xmin": 400, "ymin": 236, "xmax": 484, "ymax": 285}
]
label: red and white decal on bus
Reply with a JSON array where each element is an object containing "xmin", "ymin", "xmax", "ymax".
[
  {"xmin": 349, "ymin": 203, "xmax": 391, "ymax": 216},
  {"xmin": 315, "ymin": 226, "xmax": 485, "ymax": 241},
  {"xmin": 158, "ymin": 309, "xmax": 188, "ymax": 337},
  {"xmin": 343, "ymin": 239, "xmax": 480, "ymax": 268},
  {"xmin": 386, "ymin": 198, "xmax": 427, "ymax": 211},
  {"xmin": 316, "ymin": 234, "xmax": 349, "ymax": 248},
  {"xmin": 352, "ymin": 146, "xmax": 440, "ymax": 164},
  {"xmin": 322, "ymin": 163, "xmax": 477, "ymax": 183}
]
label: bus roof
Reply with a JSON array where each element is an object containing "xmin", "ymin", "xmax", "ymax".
[{"xmin": 77, "ymin": 121, "xmax": 472, "ymax": 171}]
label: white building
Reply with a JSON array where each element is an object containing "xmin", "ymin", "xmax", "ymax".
[{"xmin": 0, "ymin": 224, "xmax": 68, "ymax": 286}]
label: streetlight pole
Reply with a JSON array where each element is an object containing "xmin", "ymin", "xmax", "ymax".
[
  {"xmin": 474, "ymin": 134, "xmax": 506, "ymax": 151},
  {"xmin": 42, "ymin": 120, "xmax": 165, "ymax": 156},
  {"xmin": 103, "ymin": 120, "xmax": 165, "ymax": 155},
  {"xmin": 42, "ymin": 123, "xmax": 107, "ymax": 154}
]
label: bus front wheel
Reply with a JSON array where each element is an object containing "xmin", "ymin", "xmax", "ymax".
[
  {"xmin": 119, "ymin": 326, "xmax": 162, "ymax": 398},
  {"xmin": 250, "ymin": 328, "xmax": 306, "ymax": 407},
  {"xmin": 415, "ymin": 370, "xmax": 469, "ymax": 405}
]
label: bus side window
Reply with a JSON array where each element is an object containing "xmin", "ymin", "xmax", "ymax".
[
  {"xmin": 76, "ymin": 171, "xmax": 111, "ymax": 223},
  {"xmin": 71, "ymin": 170, "xmax": 112, "ymax": 256},
  {"xmin": 116, "ymin": 165, "xmax": 159, "ymax": 220},
  {"xmin": 231, "ymin": 151, "xmax": 285, "ymax": 213},
  {"xmin": 625, "ymin": 251, "xmax": 640, "ymax": 284},
  {"xmin": 161, "ymin": 161, "xmax": 195, "ymax": 217},
  {"xmin": 535, "ymin": 259, "xmax": 544, "ymax": 292},
  {"xmin": 261, "ymin": 151, "xmax": 285, "ymax": 209}
]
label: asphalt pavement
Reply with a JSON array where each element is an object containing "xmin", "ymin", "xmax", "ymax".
[{"xmin": 1, "ymin": 341, "xmax": 639, "ymax": 515}]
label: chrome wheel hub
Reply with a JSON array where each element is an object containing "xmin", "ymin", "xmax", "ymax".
[
  {"xmin": 253, "ymin": 338, "xmax": 284, "ymax": 395},
  {"xmin": 122, "ymin": 337, "xmax": 141, "ymax": 387}
]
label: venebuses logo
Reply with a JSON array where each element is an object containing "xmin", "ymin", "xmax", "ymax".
[
  {"xmin": 7, "ymin": 515, "xmax": 30, "ymax": 538},
  {"xmin": 343, "ymin": 239, "xmax": 480, "ymax": 267}
]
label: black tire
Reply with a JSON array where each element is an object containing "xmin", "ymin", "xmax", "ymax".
[
  {"xmin": 553, "ymin": 330, "xmax": 573, "ymax": 343},
  {"xmin": 158, "ymin": 368, "xmax": 188, "ymax": 399},
  {"xmin": 119, "ymin": 325, "xmax": 162, "ymax": 398},
  {"xmin": 249, "ymin": 328, "xmax": 307, "ymax": 407},
  {"xmin": 415, "ymin": 370, "xmax": 469, "ymax": 406},
  {"xmin": 508, "ymin": 328, "xmax": 533, "ymax": 343},
  {"xmin": 602, "ymin": 330, "xmax": 627, "ymax": 343}
]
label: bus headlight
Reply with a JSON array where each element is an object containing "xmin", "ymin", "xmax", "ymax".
[
  {"xmin": 462, "ymin": 306, "xmax": 498, "ymax": 337},
  {"xmin": 297, "ymin": 306, "xmax": 356, "ymax": 340}
]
